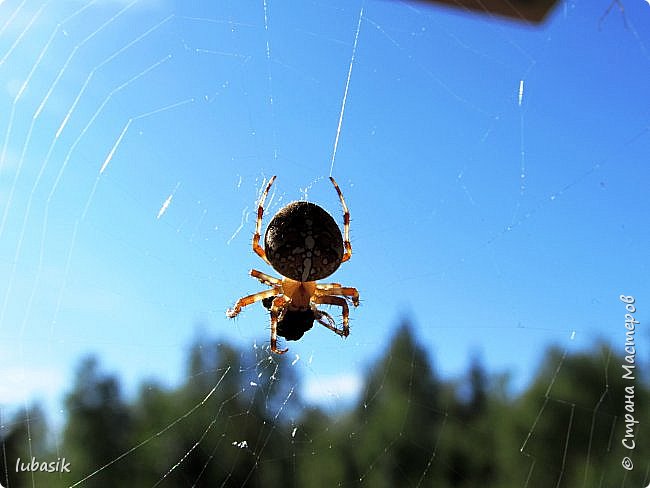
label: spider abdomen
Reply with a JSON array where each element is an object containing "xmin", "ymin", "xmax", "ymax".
[{"xmin": 264, "ymin": 201, "xmax": 343, "ymax": 282}]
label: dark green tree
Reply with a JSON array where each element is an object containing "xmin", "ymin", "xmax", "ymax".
[
  {"xmin": 122, "ymin": 339, "xmax": 304, "ymax": 487},
  {"xmin": 4, "ymin": 323, "xmax": 649, "ymax": 487},
  {"xmin": 346, "ymin": 320, "xmax": 446, "ymax": 487},
  {"xmin": 62, "ymin": 356, "xmax": 133, "ymax": 487},
  {"xmin": 510, "ymin": 344, "xmax": 650, "ymax": 487},
  {"xmin": 436, "ymin": 353, "xmax": 500, "ymax": 488},
  {"xmin": 0, "ymin": 404, "xmax": 49, "ymax": 488}
]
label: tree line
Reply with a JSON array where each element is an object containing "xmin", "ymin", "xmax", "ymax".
[{"xmin": 2, "ymin": 321, "xmax": 648, "ymax": 487}]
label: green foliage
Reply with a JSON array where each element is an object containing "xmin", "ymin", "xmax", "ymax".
[
  {"xmin": 61, "ymin": 356, "xmax": 133, "ymax": 487},
  {"xmin": 0, "ymin": 404, "xmax": 49, "ymax": 488},
  {"xmin": 1, "ymin": 324, "xmax": 648, "ymax": 487},
  {"xmin": 514, "ymin": 344, "xmax": 650, "ymax": 487}
]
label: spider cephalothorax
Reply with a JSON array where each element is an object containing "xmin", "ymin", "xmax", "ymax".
[{"xmin": 226, "ymin": 176, "xmax": 359, "ymax": 354}]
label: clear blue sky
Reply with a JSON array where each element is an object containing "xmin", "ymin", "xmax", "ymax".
[{"xmin": 0, "ymin": 0, "xmax": 648, "ymax": 419}]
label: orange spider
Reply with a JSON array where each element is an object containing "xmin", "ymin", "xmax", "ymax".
[{"xmin": 226, "ymin": 176, "xmax": 359, "ymax": 354}]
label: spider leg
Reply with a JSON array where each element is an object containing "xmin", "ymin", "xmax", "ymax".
[
  {"xmin": 313, "ymin": 298, "xmax": 349, "ymax": 335},
  {"xmin": 250, "ymin": 269, "xmax": 282, "ymax": 287},
  {"xmin": 269, "ymin": 295, "xmax": 290, "ymax": 354},
  {"xmin": 226, "ymin": 287, "xmax": 280, "ymax": 318},
  {"xmin": 313, "ymin": 296, "xmax": 350, "ymax": 337},
  {"xmin": 329, "ymin": 176, "xmax": 352, "ymax": 263},
  {"xmin": 252, "ymin": 175, "xmax": 276, "ymax": 265},
  {"xmin": 315, "ymin": 286, "xmax": 359, "ymax": 307},
  {"xmin": 315, "ymin": 282, "xmax": 342, "ymax": 290},
  {"xmin": 315, "ymin": 309, "xmax": 346, "ymax": 336}
]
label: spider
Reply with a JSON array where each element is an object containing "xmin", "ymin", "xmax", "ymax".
[{"xmin": 226, "ymin": 175, "xmax": 359, "ymax": 354}]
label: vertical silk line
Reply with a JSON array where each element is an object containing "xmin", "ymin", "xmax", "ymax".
[
  {"xmin": 329, "ymin": 6, "xmax": 363, "ymax": 177},
  {"xmin": 262, "ymin": 0, "xmax": 278, "ymax": 161}
]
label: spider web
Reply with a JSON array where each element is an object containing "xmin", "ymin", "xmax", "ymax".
[{"xmin": 1, "ymin": 0, "xmax": 649, "ymax": 487}]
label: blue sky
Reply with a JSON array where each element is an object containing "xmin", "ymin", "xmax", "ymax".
[{"xmin": 0, "ymin": 0, "xmax": 649, "ymax": 421}]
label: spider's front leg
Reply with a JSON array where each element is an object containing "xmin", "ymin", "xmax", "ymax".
[
  {"xmin": 250, "ymin": 269, "xmax": 282, "ymax": 287},
  {"xmin": 315, "ymin": 285, "xmax": 360, "ymax": 307},
  {"xmin": 227, "ymin": 287, "xmax": 279, "ymax": 318},
  {"xmin": 314, "ymin": 282, "xmax": 342, "ymax": 290},
  {"xmin": 252, "ymin": 176, "xmax": 276, "ymax": 265},
  {"xmin": 329, "ymin": 177, "xmax": 352, "ymax": 263}
]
